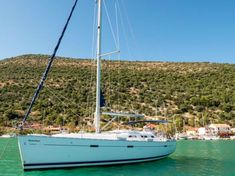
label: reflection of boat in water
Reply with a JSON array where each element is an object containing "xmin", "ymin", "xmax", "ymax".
[{"xmin": 18, "ymin": 0, "xmax": 176, "ymax": 170}]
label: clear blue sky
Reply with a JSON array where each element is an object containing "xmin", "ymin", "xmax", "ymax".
[{"xmin": 0, "ymin": 0, "xmax": 235, "ymax": 63}]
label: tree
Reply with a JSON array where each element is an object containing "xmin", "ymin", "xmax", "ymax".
[{"xmin": 5, "ymin": 109, "xmax": 20, "ymax": 120}]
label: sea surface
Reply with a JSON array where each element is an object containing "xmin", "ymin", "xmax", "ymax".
[{"xmin": 0, "ymin": 138, "xmax": 234, "ymax": 176}]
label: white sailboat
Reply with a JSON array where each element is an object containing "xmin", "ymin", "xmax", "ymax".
[{"xmin": 18, "ymin": 0, "xmax": 176, "ymax": 170}]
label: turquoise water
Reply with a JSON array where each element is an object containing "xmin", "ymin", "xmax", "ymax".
[{"xmin": 0, "ymin": 138, "xmax": 235, "ymax": 176}]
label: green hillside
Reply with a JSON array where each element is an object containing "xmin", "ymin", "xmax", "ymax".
[{"xmin": 0, "ymin": 54, "xmax": 235, "ymax": 132}]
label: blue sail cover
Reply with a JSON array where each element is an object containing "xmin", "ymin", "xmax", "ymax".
[{"xmin": 100, "ymin": 89, "xmax": 106, "ymax": 107}]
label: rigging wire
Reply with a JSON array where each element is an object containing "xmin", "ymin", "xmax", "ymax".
[
  {"xmin": 120, "ymin": 0, "xmax": 136, "ymax": 41},
  {"xmin": 117, "ymin": 1, "xmax": 133, "ymax": 60},
  {"xmin": 115, "ymin": 1, "xmax": 121, "ymax": 112},
  {"xmin": 20, "ymin": 0, "xmax": 79, "ymax": 128},
  {"xmin": 103, "ymin": 0, "xmax": 118, "ymax": 49},
  {"xmin": 115, "ymin": 2, "xmax": 120, "ymax": 51},
  {"xmin": 86, "ymin": 2, "xmax": 97, "ymax": 120},
  {"xmin": 0, "ymin": 138, "xmax": 12, "ymax": 161},
  {"xmin": 91, "ymin": 3, "xmax": 97, "ymax": 59},
  {"xmin": 106, "ymin": 1, "xmax": 120, "ymax": 110},
  {"xmin": 101, "ymin": 1, "xmax": 120, "ymax": 112},
  {"xmin": 44, "ymin": 85, "xmax": 87, "ymax": 113},
  {"xmin": 117, "ymin": 1, "xmax": 141, "ymax": 116},
  {"xmin": 108, "ymin": 55, "xmax": 111, "ymax": 108}
]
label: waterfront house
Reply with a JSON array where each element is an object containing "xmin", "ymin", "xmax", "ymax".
[
  {"xmin": 44, "ymin": 126, "xmax": 62, "ymax": 134},
  {"xmin": 198, "ymin": 127, "xmax": 206, "ymax": 135},
  {"xmin": 208, "ymin": 124, "xmax": 231, "ymax": 135}
]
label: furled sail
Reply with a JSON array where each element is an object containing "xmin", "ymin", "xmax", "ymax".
[{"xmin": 100, "ymin": 89, "xmax": 106, "ymax": 107}]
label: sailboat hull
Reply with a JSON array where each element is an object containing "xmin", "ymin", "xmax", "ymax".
[{"xmin": 18, "ymin": 135, "xmax": 176, "ymax": 170}]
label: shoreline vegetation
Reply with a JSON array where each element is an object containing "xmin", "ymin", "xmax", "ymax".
[{"xmin": 0, "ymin": 54, "xmax": 235, "ymax": 135}]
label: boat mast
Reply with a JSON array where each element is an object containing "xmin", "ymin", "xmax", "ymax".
[{"xmin": 95, "ymin": 0, "xmax": 102, "ymax": 133}]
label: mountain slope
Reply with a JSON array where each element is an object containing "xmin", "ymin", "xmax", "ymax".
[{"xmin": 0, "ymin": 54, "xmax": 235, "ymax": 131}]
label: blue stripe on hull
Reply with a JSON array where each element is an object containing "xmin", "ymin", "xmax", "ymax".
[{"xmin": 24, "ymin": 154, "xmax": 170, "ymax": 170}]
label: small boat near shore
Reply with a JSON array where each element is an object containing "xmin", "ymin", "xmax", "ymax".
[
  {"xmin": 0, "ymin": 134, "xmax": 16, "ymax": 138},
  {"xmin": 230, "ymin": 136, "xmax": 235, "ymax": 140},
  {"xmin": 202, "ymin": 135, "xmax": 220, "ymax": 140}
]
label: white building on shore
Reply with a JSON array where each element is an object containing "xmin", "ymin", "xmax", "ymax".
[
  {"xmin": 198, "ymin": 127, "xmax": 206, "ymax": 136},
  {"xmin": 231, "ymin": 128, "xmax": 235, "ymax": 134},
  {"xmin": 208, "ymin": 124, "xmax": 231, "ymax": 134}
]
